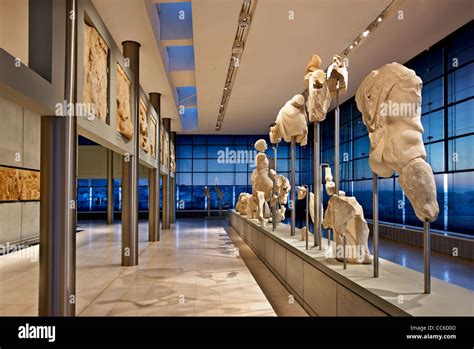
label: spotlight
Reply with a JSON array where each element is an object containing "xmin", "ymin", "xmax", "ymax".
[
  {"xmin": 377, "ymin": 17, "xmax": 382, "ymax": 22},
  {"xmin": 363, "ymin": 30, "xmax": 370, "ymax": 37}
]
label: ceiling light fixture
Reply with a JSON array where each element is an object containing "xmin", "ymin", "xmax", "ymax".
[
  {"xmin": 339, "ymin": 1, "xmax": 395, "ymax": 59},
  {"xmin": 215, "ymin": 0, "xmax": 258, "ymax": 131}
]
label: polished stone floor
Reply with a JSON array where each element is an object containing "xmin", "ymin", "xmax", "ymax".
[{"xmin": 0, "ymin": 219, "xmax": 306, "ymax": 316}]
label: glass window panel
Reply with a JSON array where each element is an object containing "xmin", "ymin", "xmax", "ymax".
[
  {"xmin": 176, "ymin": 135, "xmax": 192, "ymax": 144},
  {"xmin": 422, "ymin": 77, "xmax": 443, "ymax": 112},
  {"xmin": 448, "ymin": 171, "xmax": 474, "ymax": 235},
  {"xmin": 192, "ymin": 145, "xmax": 207, "ymax": 158},
  {"xmin": 447, "ymin": 99, "xmax": 474, "ymax": 137},
  {"xmin": 177, "ymin": 159, "xmax": 192, "ymax": 172},
  {"xmin": 379, "ymin": 177, "xmax": 395, "ymax": 222},
  {"xmin": 177, "ymin": 186, "xmax": 192, "ymax": 210},
  {"xmin": 422, "ymin": 109, "xmax": 444, "ymax": 142},
  {"xmin": 208, "ymin": 173, "xmax": 234, "ymax": 186},
  {"xmin": 192, "ymin": 135, "xmax": 206, "ymax": 144},
  {"xmin": 177, "ymin": 172, "xmax": 192, "ymax": 185},
  {"xmin": 352, "ymin": 179, "xmax": 372, "ymax": 219},
  {"xmin": 448, "ymin": 135, "xmax": 474, "ymax": 171},
  {"xmin": 353, "ymin": 136, "xmax": 370, "ymax": 159},
  {"xmin": 177, "ymin": 145, "xmax": 192, "ymax": 158},
  {"xmin": 447, "ymin": 63, "xmax": 474, "ymax": 104},
  {"xmin": 352, "ymin": 116, "xmax": 368, "ymax": 139},
  {"xmin": 353, "ymin": 158, "xmax": 372, "ymax": 180},
  {"xmin": 193, "ymin": 159, "xmax": 206, "ymax": 172},
  {"xmin": 192, "ymin": 186, "xmax": 206, "ymax": 210},
  {"xmin": 425, "ymin": 141, "xmax": 444, "ymax": 173},
  {"xmin": 193, "ymin": 173, "xmax": 206, "ymax": 186}
]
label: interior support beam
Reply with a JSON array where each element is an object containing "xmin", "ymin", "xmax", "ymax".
[
  {"xmin": 38, "ymin": 0, "xmax": 77, "ymax": 317},
  {"xmin": 121, "ymin": 40, "xmax": 141, "ymax": 266}
]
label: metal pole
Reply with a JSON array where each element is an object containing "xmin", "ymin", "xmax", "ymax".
[
  {"xmin": 290, "ymin": 137, "xmax": 296, "ymax": 236},
  {"xmin": 314, "ymin": 122, "xmax": 321, "ymax": 248},
  {"xmin": 148, "ymin": 92, "xmax": 161, "ymax": 241},
  {"xmin": 334, "ymin": 79, "xmax": 340, "ymax": 196},
  {"xmin": 373, "ymin": 172, "xmax": 379, "ymax": 277},
  {"xmin": 328, "ymin": 229, "xmax": 331, "ymax": 247},
  {"xmin": 39, "ymin": 0, "xmax": 77, "ymax": 316},
  {"xmin": 106, "ymin": 149, "xmax": 114, "ymax": 224},
  {"xmin": 304, "ymin": 185, "xmax": 309, "ymax": 250},
  {"xmin": 424, "ymin": 221, "xmax": 431, "ymax": 294},
  {"xmin": 272, "ymin": 143, "xmax": 278, "ymax": 231}
]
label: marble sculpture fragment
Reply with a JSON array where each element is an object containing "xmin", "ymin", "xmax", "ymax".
[{"xmin": 355, "ymin": 62, "xmax": 439, "ymax": 222}]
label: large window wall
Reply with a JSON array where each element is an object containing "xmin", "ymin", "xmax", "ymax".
[
  {"xmin": 175, "ymin": 135, "xmax": 304, "ymax": 211},
  {"xmin": 302, "ymin": 21, "xmax": 474, "ymax": 236}
]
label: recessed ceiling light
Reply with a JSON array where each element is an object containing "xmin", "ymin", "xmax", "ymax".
[{"xmin": 363, "ymin": 30, "xmax": 370, "ymax": 37}]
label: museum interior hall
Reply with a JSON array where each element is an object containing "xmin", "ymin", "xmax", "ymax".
[{"xmin": 0, "ymin": 0, "xmax": 473, "ymax": 318}]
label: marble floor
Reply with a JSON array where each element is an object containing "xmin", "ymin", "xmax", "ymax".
[{"xmin": 0, "ymin": 219, "xmax": 306, "ymax": 316}]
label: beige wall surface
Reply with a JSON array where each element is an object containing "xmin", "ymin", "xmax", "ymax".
[
  {"xmin": 0, "ymin": 95, "xmax": 40, "ymax": 245},
  {"xmin": 0, "ymin": 0, "xmax": 28, "ymax": 65}
]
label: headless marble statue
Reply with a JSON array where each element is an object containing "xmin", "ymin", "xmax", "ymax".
[
  {"xmin": 321, "ymin": 167, "xmax": 371, "ymax": 264},
  {"xmin": 273, "ymin": 95, "xmax": 308, "ymax": 146},
  {"xmin": 304, "ymin": 54, "xmax": 332, "ymax": 123},
  {"xmin": 251, "ymin": 139, "xmax": 274, "ymax": 227},
  {"xmin": 355, "ymin": 62, "xmax": 439, "ymax": 222}
]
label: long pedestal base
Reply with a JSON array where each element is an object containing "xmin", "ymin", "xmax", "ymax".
[{"xmin": 229, "ymin": 210, "xmax": 474, "ymax": 316}]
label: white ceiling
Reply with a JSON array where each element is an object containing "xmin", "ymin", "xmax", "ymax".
[
  {"xmin": 92, "ymin": 0, "xmax": 474, "ymax": 135},
  {"xmin": 191, "ymin": 0, "xmax": 474, "ymax": 134},
  {"xmin": 92, "ymin": 0, "xmax": 181, "ymax": 131}
]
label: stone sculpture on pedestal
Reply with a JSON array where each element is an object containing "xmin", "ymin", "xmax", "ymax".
[
  {"xmin": 355, "ymin": 62, "xmax": 439, "ymax": 222},
  {"xmin": 326, "ymin": 54, "xmax": 348, "ymax": 96},
  {"xmin": 304, "ymin": 54, "xmax": 332, "ymax": 123},
  {"xmin": 321, "ymin": 166, "xmax": 371, "ymax": 264},
  {"xmin": 83, "ymin": 24, "xmax": 108, "ymax": 122},
  {"xmin": 250, "ymin": 139, "xmax": 274, "ymax": 227},
  {"xmin": 116, "ymin": 65, "xmax": 134, "ymax": 139},
  {"xmin": 236, "ymin": 192, "xmax": 252, "ymax": 215},
  {"xmin": 322, "ymin": 195, "xmax": 371, "ymax": 264},
  {"xmin": 273, "ymin": 95, "xmax": 308, "ymax": 146}
]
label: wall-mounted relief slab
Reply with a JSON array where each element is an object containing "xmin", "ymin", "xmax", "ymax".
[
  {"xmin": 137, "ymin": 89, "xmax": 158, "ymax": 170},
  {"xmin": 0, "ymin": 166, "xmax": 40, "ymax": 201},
  {"xmin": 139, "ymin": 98, "xmax": 149, "ymax": 153},
  {"xmin": 170, "ymin": 141, "xmax": 175, "ymax": 174},
  {"xmin": 76, "ymin": 1, "xmax": 135, "ymax": 157},
  {"xmin": 150, "ymin": 117, "xmax": 157, "ymax": 159},
  {"xmin": 116, "ymin": 63, "xmax": 133, "ymax": 140},
  {"xmin": 83, "ymin": 23, "xmax": 109, "ymax": 123}
]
